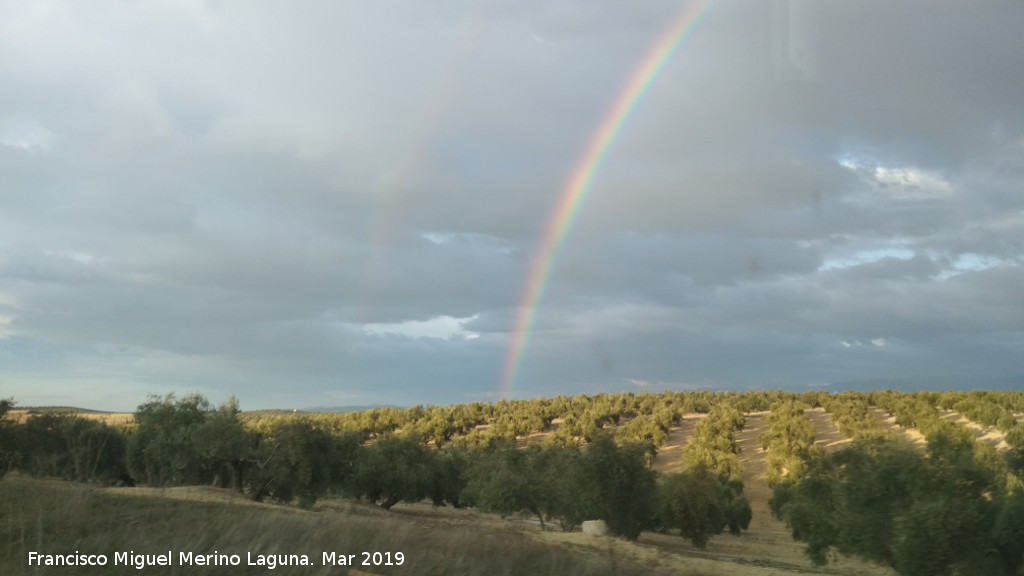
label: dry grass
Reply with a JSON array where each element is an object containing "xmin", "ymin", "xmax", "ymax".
[
  {"xmin": 0, "ymin": 470, "xmax": 899, "ymax": 576},
  {"xmin": 0, "ymin": 474, "xmax": 657, "ymax": 576},
  {"xmin": 337, "ymin": 498, "xmax": 895, "ymax": 576},
  {"xmin": 4, "ymin": 410, "xmax": 134, "ymax": 427}
]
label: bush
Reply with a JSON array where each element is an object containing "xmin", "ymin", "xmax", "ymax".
[{"xmin": 18, "ymin": 413, "xmax": 127, "ymax": 484}]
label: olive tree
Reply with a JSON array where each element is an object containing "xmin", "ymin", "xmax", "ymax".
[
  {"xmin": 127, "ymin": 393, "xmax": 248, "ymax": 488},
  {"xmin": 348, "ymin": 434, "xmax": 436, "ymax": 509},
  {"xmin": 656, "ymin": 465, "xmax": 751, "ymax": 547},
  {"xmin": 0, "ymin": 398, "xmax": 16, "ymax": 475},
  {"xmin": 772, "ymin": 433, "xmax": 1023, "ymax": 575},
  {"xmin": 247, "ymin": 419, "xmax": 344, "ymax": 508}
]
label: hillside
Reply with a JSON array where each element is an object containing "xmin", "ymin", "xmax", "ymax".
[{"xmin": 2, "ymin": 390, "xmax": 1022, "ymax": 575}]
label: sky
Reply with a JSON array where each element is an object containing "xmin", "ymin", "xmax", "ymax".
[{"xmin": 1, "ymin": 0, "xmax": 1023, "ymax": 412}]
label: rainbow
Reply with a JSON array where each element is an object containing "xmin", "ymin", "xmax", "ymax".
[
  {"xmin": 357, "ymin": 10, "xmax": 489, "ymax": 318},
  {"xmin": 499, "ymin": 0, "xmax": 718, "ymax": 398}
]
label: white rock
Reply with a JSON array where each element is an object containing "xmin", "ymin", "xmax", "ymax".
[{"xmin": 581, "ymin": 520, "xmax": 608, "ymax": 536}]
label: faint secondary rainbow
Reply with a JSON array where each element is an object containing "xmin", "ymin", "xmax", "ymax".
[
  {"xmin": 499, "ymin": 0, "xmax": 718, "ymax": 398},
  {"xmin": 357, "ymin": 7, "xmax": 489, "ymax": 319}
]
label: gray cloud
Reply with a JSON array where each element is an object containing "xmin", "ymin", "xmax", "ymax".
[{"xmin": 1, "ymin": 0, "xmax": 1022, "ymax": 411}]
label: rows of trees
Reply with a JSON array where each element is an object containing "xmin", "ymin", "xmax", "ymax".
[
  {"xmin": 772, "ymin": 390, "xmax": 1024, "ymax": 575},
  {"xmin": 237, "ymin": 389, "xmax": 829, "ymax": 448},
  {"xmin": 0, "ymin": 392, "xmax": 755, "ymax": 547},
  {"xmin": 230, "ymin": 390, "xmax": 1023, "ymax": 453},
  {"xmin": 682, "ymin": 402, "xmax": 746, "ymax": 483},
  {"xmin": 772, "ymin": 432, "xmax": 1024, "ymax": 575},
  {"xmin": 819, "ymin": 392, "xmax": 890, "ymax": 440},
  {"xmin": 873, "ymin": 391, "xmax": 975, "ymax": 439},
  {"xmin": 933, "ymin": 391, "xmax": 1024, "ymax": 448},
  {"xmin": 872, "ymin": 390, "xmax": 1024, "ymax": 450},
  {"xmin": 668, "ymin": 400, "xmax": 754, "ymax": 545},
  {"xmin": 758, "ymin": 400, "xmax": 820, "ymax": 487},
  {"xmin": 871, "ymin": 392, "xmax": 1016, "ymax": 481},
  {"xmin": 4, "ymin": 388, "xmax": 1023, "ymax": 565}
]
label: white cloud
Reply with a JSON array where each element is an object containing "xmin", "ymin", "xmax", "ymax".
[
  {"xmin": 936, "ymin": 252, "xmax": 1020, "ymax": 280},
  {"xmin": 872, "ymin": 165, "xmax": 953, "ymax": 197},
  {"xmin": 624, "ymin": 378, "xmax": 710, "ymax": 391},
  {"xmin": 838, "ymin": 155, "xmax": 954, "ymax": 200},
  {"xmin": 840, "ymin": 338, "xmax": 889, "ymax": 349},
  {"xmin": 361, "ymin": 315, "xmax": 480, "ymax": 340},
  {"xmin": 420, "ymin": 231, "xmax": 516, "ymax": 254},
  {"xmin": 819, "ymin": 246, "xmax": 914, "ymax": 271}
]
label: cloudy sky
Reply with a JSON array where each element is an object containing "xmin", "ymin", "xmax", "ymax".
[{"xmin": 2, "ymin": 1, "xmax": 1022, "ymax": 411}]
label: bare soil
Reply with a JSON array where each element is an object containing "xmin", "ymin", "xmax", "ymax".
[
  {"xmin": 651, "ymin": 413, "xmax": 705, "ymax": 475},
  {"xmin": 868, "ymin": 407, "xmax": 1012, "ymax": 452},
  {"xmin": 869, "ymin": 407, "xmax": 926, "ymax": 448},
  {"xmin": 937, "ymin": 409, "xmax": 1011, "ymax": 452},
  {"xmin": 805, "ymin": 408, "xmax": 852, "ymax": 452}
]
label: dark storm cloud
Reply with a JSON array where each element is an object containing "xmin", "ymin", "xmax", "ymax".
[{"xmin": 1, "ymin": 0, "xmax": 1021, "ymax": 410}]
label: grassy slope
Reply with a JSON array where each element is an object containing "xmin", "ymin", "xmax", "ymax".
[
  {"xmin": 0, "ymin": 474, "xmax": 657, "ymax": 576},
  {"xmin": 1, "ymin": 473, "xmax": 895, "ymax": 576}
]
